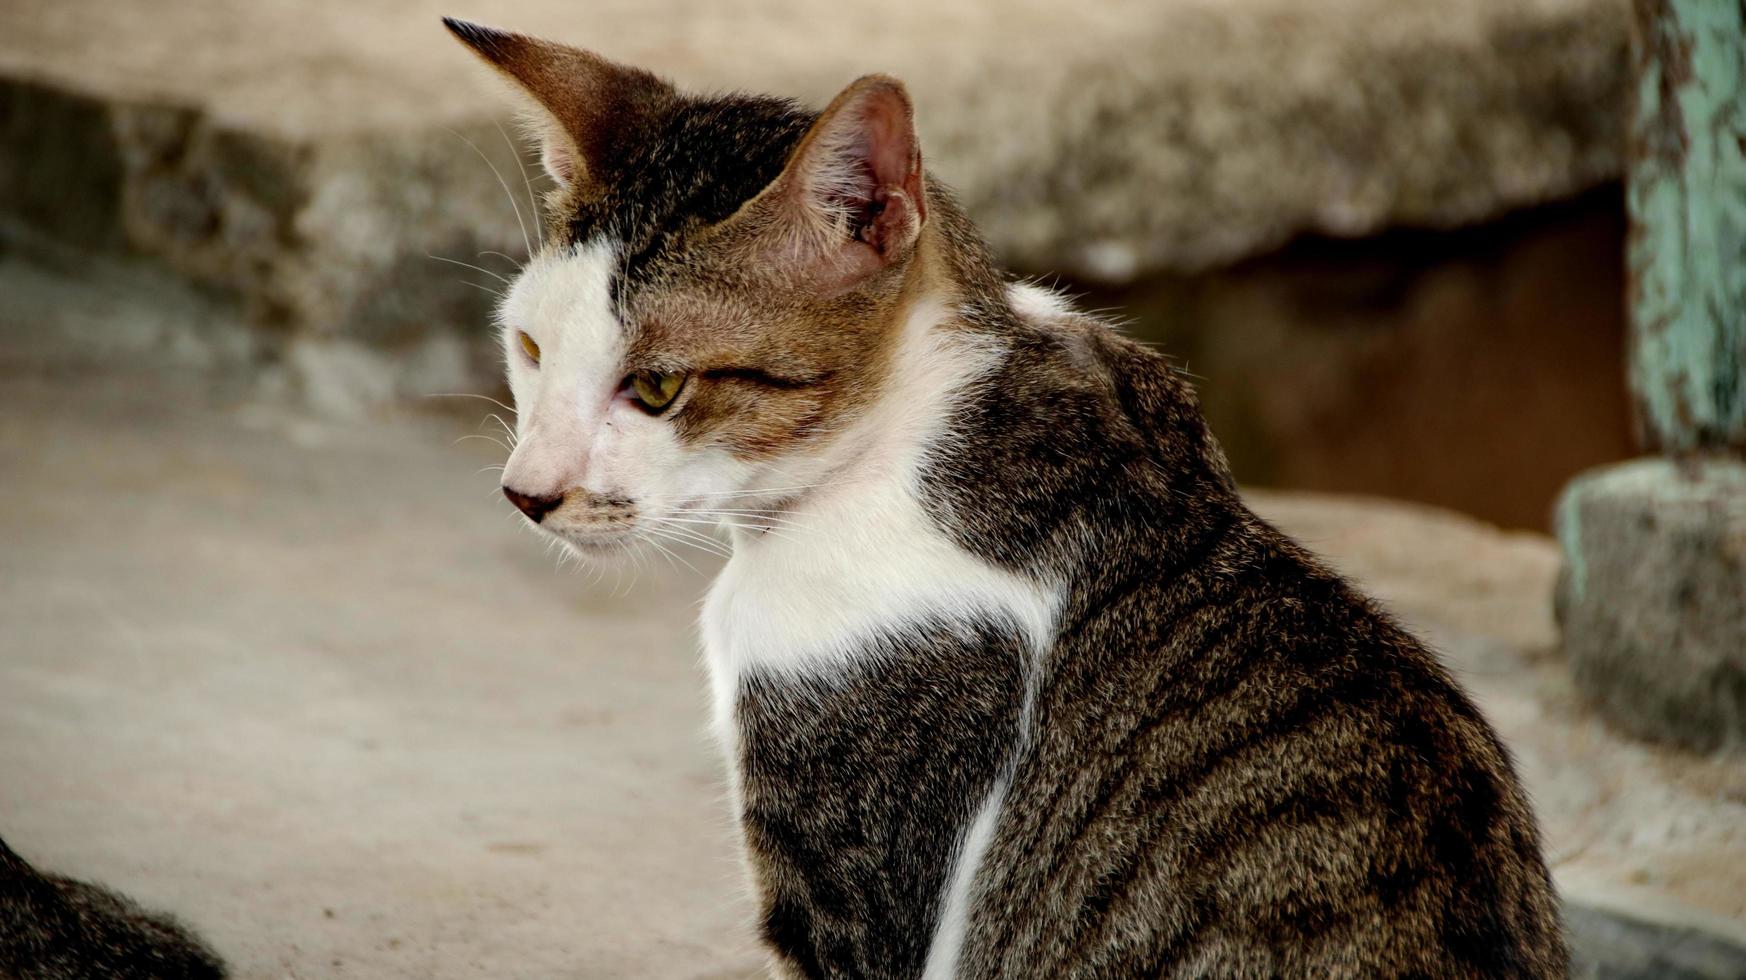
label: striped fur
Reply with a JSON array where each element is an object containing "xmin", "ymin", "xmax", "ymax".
[{"xmin": 449, "ymin": 20, "xmax": 1567, "ymax": 978}]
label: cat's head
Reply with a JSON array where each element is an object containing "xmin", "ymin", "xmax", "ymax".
[{"xmin": 445, "ymin": 19, "xmax": 933, "ymax": 558}]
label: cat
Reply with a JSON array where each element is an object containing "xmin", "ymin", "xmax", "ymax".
[
  {"xmin": 0, "ymin": 835, "xmax": 225, "ymax": 979},
  {"xmin": 446, "ymin": 18, "xmax": 1567, "ymax": 978}
]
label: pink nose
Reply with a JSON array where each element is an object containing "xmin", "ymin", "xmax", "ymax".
[{"xmin": 503, "ymin": 486, "xmax": 563, "ymax": 522}]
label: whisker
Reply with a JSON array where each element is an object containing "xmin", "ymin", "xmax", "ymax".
[
  {"xmin": 444, "ymin": 125, "xmax": 533, "ymax": 258},
  {"xmin": 478, "ymin": 250, "xmax": 524, "ymax": 271},
  {"xmin": 655, "ymin": 532, "xmax": 733, "ymax": 560},
  {"xmin": 640, "ymin": 521, "xmax": 733, "ymax": 559},
  {"xmin": 675, "ymin": 507, "xmax": 800, "ymax": 515},
  {"xmin": 673, "ymin": 507, "xmax": 815, "ymax": 526},
  {"xmin": 425, "ymin": 392, "xmax": 517, "ymax": 413},
  {"xmin": 678, "ymin": 507, "xmax": 813, "ymax": 521},
  {"xmin": 484, "ymin": 413, "xmax": 518, "ymax": 446},
  {"xmin": 494, "ymin": 117, "xmax": 544, "ymax": 234},
  {"xmin": 457, "ymin": 280, "xmax": 504, "ymax": 299},
  {"xmin": 673, "ymin": 511, "xmax": 814, "ymax": 533},
  {"xmin": 725, "ymin": 523, "xmax": 802, "ymax": 543},
  {"xmin": 635, "ymin": 534, "xmax": 673, "ymax": 572},
  {"xmin": 649, "ymin": 516, "xmax": 797, "ymax": 547},
  {"xmin": 656, "ymin": 535, "xmax": 732, "ymax": 562},
  {"xmin": 427, "ymin": 253, "xmax": 511, "ymax": 285},
  {"xmin": 455, "ymin": 433, "xmax": 511, "ymax": 451},
  {"xmin": 638, "ymin": 532, "xmax": 704, "ymax": 576},
  {"xmin": 687, "ymin": 481, "xmax": 848, "ymax": 499}
]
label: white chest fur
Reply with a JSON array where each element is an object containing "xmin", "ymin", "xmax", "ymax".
[
  {"xmin": 696, "ymin": 292, "xmax": 1065, "ymax": 978},
  {"xmin": 699, "ymin": 474, "xmax": 1058, "ymax": 741}
]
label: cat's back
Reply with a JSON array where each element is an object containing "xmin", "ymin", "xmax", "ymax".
[
  {"xmin": 954, "ymin": 297, "xmax": 1564, "ymax": 977},
  {"xmin": 969, "ymin": 526, "xmax": 1562, "ymax": 977}
]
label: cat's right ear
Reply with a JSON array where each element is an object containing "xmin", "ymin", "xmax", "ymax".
[{"xmin": 442, "ymin": 18, "xmax": 673, "ymax": 194}]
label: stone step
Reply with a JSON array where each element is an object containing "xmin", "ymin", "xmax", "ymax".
[{"xmin": 2, "ymin": 0, "xmax": 1629, "ymax": 393}]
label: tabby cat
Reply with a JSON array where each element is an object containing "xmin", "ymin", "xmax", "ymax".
[{"xmin": 447, "ymin": 19, "xmax": 1566, "ymax": 978}]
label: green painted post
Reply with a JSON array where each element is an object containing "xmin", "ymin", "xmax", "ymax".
[
  {"xmin": 1626, "ymin": 0, "xmax": 1746, "ymax": 453},
  {"xmin": 1553, "ymin": 0, "xmax": 1746, "ymax": 752}
]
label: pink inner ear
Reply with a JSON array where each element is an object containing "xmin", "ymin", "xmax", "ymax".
[
  {"xmin": 842, "ymin": 88, "xmax": 924, "ymax": 258},
  {"xmin": 761, "ymin": 77, "xmax": 927, "ymax": 287},
  {"xmin": 541, "ymin": 138, "xmax": 577, "ymax": 189},
  {"xmin": 860, "ymin": 96, "xmax": 916, "ymax": 194}
]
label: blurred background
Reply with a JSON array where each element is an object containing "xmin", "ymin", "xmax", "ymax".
[{"xmin": 2, "ymin": 1, "xmax": 1742, "ymax": 978}]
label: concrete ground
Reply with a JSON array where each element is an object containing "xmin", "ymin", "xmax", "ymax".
[{"xmin": 2, "ymin": 252, "xmax": 1745, "ymax": 978}]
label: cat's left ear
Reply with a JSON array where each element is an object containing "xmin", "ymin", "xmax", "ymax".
[{"xmin": 737, "ymin": 75, "xmax": 927, "ymax": 290}]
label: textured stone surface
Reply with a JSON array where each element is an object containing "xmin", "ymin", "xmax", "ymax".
[
  {"xmin": 1567, "ymin": 900, "xmax": 1746, "ymax": 980},
  {"xmin": 3, "ymin": 256, "xmax": 1743, "ymax": 977},
  {"xmin": 0, "ymin": 0, "xmax": 1632, "ymax": 413},
  {"xmin": 1554, "ymin": 457, "xmax": 1746, "ymax": 751},
  {"xmin": 2, "ymin": 0, "xmax": 1628, "ymax": 287}
]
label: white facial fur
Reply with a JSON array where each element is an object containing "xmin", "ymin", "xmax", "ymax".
[{"xmin": 496, "ymin": 238, "xmax": 755, "ymax": 556}]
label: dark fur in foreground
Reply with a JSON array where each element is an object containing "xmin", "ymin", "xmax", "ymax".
[{"xmin": 0, "ymin": 837, "xmax": 224, "ymax": 980}]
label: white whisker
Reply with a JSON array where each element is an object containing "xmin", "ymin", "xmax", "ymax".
[
  {"xmin": 494, "ymin": 117, "xmax": 545, "ymax": 235},
  {"xmin": 638, "ymin": 532, "xmax": 704, "ymax": 576},
  {"xmin": 457, "ymin": 280, "xmax": 504, "ymax": 299},
  {"xmin": 687, "ymin": 481, "xmax": 848, "ymax": 500},
  {"xmin": 674, "ymin": 509, "xmax": 814, "ymax": 532},
  {"xmin": 478, "ymin": 250, "xmax": 524, "ymax": 271},
  {"xmin": 455, "ymin": 433, "xmax": 511, "ymax": 452},
  {"xmin": 484, "ymin": 413, "xmax": 518, "ymax": 446},
  {"xmin": 679, "ymin": 507, "xmax": 813, "ymax": 521},
  {"xmin": 640, "ymin": 521, "xmax": 733, "ymax": 559},
  {"xmin": 655, "ymin": 532, "xmax": 733, "ymax": 560},
  {"xmin": 444, "ymin": 125, "xmax": 533, "ymax": 259},
  {"xmin": 666, "ymin": 506, "xmax": 810, "ymax": 531},
  {"xmin": 427, "ymin": 253, "xmax": 511, "ymax": 285},
  {"xmin": 426, "ymin": 392, "xmax": 517, "ymax": 413}
]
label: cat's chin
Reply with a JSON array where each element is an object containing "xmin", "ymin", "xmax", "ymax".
[{"xmin": 549, "ymin": 527, "xmax": 640, "ymax": 560}]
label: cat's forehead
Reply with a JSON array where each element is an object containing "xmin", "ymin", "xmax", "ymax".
[
  {"xmin": 560, "ymin": 93, "xmax": 815, "ymax": 272},
  {"xmin": 501, "ymin": 240, "xmax": 625, "ymax": 359},
  {"xmin": 503, "ymin": 236, "xmax": 765, "ymax": 365}
]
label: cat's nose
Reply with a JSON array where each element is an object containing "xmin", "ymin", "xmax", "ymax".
[{"xmin": 503, "ymin": 486, "xmax": 564, "ymax": 523}]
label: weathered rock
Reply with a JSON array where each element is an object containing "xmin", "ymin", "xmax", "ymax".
[
  {"xmin": 1554, "ymin": 457, "xmax": 1746, "ymax": 752},
  {"xmin": 1, "ymin": 0, "xmax": 1629, "ymax": 359},
  {"xmin": 1567, "ymin": 900, "xmax": 1746, "ymax": 980}
]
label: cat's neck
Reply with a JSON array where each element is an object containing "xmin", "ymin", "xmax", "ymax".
[
  {"xmin": 701, "ymin": 266, "xmax": 1060, "ymax": 732},
  {"xmin": 721, "ymin": 201, "xmax": 1013, "ymax": 549}
]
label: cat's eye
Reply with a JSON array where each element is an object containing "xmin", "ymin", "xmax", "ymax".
[
  {"xmin": 517, "ymin": 331, "xmax": 541, "ymax": 365},
  {"xmin": 627, "ymin": 370, "xmax": 687, "ymax": 413}
]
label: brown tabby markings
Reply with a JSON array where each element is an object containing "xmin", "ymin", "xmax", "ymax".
[{"xmin": 447, "ymin": 19, "xmax": 1567, "ymax": 979}]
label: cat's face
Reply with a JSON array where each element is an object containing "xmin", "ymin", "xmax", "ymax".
[
  {"xmin": 451, "ymin": 20, "xmax": 927, "ymax": 557},
  {"xmin": 495, "ymin": 234, "xmax": 892, "ymax": 556}
]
